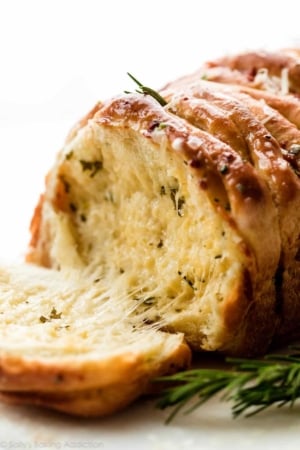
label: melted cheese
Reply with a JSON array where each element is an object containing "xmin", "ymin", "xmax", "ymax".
[{"xmin": 45, "ymin": 122, "xmax": 248, "ymax": 350}]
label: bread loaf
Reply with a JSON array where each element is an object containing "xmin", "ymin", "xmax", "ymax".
[
  {"xmin": 161, "ymin": 48, "xmax": 300, "ymax": 342},
  {"xmin": 0, "ymin": 47, "xmax": 299, "ymax": 417},
  {"xmin": 27, "ymin": 93, "xmax": 280, "ymax": 356}
]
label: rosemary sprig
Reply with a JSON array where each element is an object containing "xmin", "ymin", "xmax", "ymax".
[
  {"xmin": 156, "ymin": 350, "xmax": 300, "ymax": 422},
  {"xmin": 125, "ymin": 72, "xmax": 167, "ymax": 106}
]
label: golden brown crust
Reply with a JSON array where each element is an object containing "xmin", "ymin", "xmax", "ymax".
[
  {"xmin": 197, "ymin": 67, "xmax": 300, "ymax": 127},
  {"xmin": 0, "ymin": 384, "xmax": 144, "ymax": 417},
  {"xmin": 162, "ymin": 79, "xmax": 299, "ymax": 241},
  {"xmin": 163, "ymin": 74, "xmax": 300, "ymax": 175},
  {"xmin": 167, "ymin": 87, "xmax": 299, "ymax": 176},
  {"xmin": 0, "ymin": 342, "xmax": 190, "ymax": 417},
  {"xmin": 166, "ymin": 81, "xmax": 300, "ymax": 335},
  {"xmin": 233, "ymin": 86, "xmax": 300, "ymax": 129},
  {"xmin": 166, "ymin": 93, "xmax": 250, "ymax": 160},
  {"xmin": 0, "ymin": 353, "xmax": 143, "ymax": 392},
  {"xmin": 213, "ymin": 49, "xmax": 300, "ymax": 126},
  {"xmin": 208, "ymin": 49, "xmax": 300, "ymax": 93},
  {"xmin": 161, "ymin": 58, "xmax": 300, "ymax": 342},
  {"xmin": 227, "ymin": 90, "xmax": 300, "ymax": 175}
]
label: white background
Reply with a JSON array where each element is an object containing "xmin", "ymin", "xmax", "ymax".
[{"xmin": 0, "ymin": 0, "xmax": 300, "ymax": 448}]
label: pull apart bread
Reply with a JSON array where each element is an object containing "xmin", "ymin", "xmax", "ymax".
[
  {"xmin": 0, "ymin": 48, "xmax": 299, "ymax": 417},
  {"xmin": 161, "ymin": 48, "xmax": 300, "ymax": 342}
]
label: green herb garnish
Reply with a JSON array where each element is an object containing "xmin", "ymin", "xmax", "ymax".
[
  {"xmin": 65, "ymin": 151, "xmax": 74, "ymax": 161},
  {"xmin": 156, "ymin": 350, "xmax": 300, "ymax": 422},
  {"xmin": 177, "ymin": 196, "xmax": 185, "ymax": 217},
  {"xmin": 50, "ymin": 307, "xmax": 62, "ymax": 320},
  {"xmin": 79, "ymin": 159, "xmax": 103, "ymax": 177},
  {"xmin": 160, "ymin": 186, "xmax": 166, "ymax": 196},
  {"xmin": 39, "ymin": 307, "xmax": 62, "ymax": 323},
  {"xmin": 219, "ymin": 164, "xmax": 229, "ymax": 175},
  {"xmin": 157, "ymin": 239, "xmax": 164, "ymax": 248},
  {"xmin": 39, "ymin": 315, "xmax": 49, "ymax": 323},
  {"xmin": 126, "ymin": 73, "xmax": 167, "ymax": 107},
  {"xmin": 59, "ymin": 175, "xmax": 71, "ymax": 193}
]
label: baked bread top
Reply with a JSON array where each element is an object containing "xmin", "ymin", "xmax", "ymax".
[{"xmin": 161, "ymin": 48, "xmax": 300, "ymax": 340}]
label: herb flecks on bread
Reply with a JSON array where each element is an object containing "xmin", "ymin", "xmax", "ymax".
[
  {"xmin": 1, "ymin": 47, "xmax": 300, "ymax": 417},
  {"xmin": 0, "ymin": 263, "xmax": 190, "ymax": 416},
  {"xmin": 27, "ymin": 93, "xmax": 280, "ymax": 356}
]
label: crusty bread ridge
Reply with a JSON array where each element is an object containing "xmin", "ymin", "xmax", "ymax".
[
  {"xmin": 0, "ymin": 47, "xmax": 299, "ymax": 417},
  {"xmin": 161, "ymin": 48, "xmax": 300, "ymax": 342}
]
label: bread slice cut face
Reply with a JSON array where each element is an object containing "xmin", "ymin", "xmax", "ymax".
[
  {"xmin": 161, "ymin": 49, "xmax": 300, "ymax": 342},
  {"xmin": 27, "ymin": 94, "xmax": 281, "ymax": 356},
  {"xmin": 0, "ymin": 262, "xmax": 190, "ymax": 416}
]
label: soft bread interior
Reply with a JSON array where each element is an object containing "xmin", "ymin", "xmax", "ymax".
[
  {"xmin": 0, "ymin": 262, "xmax": 190, "ymax": 415},
  {"xmin": 40, "ymin": 115, "xmax": 255, "ymax": 352},
  {"xmin": 0, "ymin": 263, "xmax": 186, "ymax": 365}
]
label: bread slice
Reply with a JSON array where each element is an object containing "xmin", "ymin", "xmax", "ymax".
[
  {"xmin": 26, "ymin": 93, "xmax": 281, "ymax": 356},
  {"xmin": 0, "ymin": 262, "xmax": 190, "ymax": 416},
  {"xmin": 161, "ymin": 50, "xmax": 300, "ymax": 342}
]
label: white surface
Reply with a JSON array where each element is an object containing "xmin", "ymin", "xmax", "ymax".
[
  {"xmin": 0, "ymin": 0, "xmax": 300, "ymax": 448},
  {"xmin": 1, "ymin": 396, "xmax": 300, "ymax": 450}
]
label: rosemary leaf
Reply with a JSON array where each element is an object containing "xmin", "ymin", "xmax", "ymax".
[
  {"xmin": 126, "ymin": 72, "xmax": 167, "ymax": 107},
  {"xmin": 155, "ymin": 351, "xmax": 300, "ymax": 422}
]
